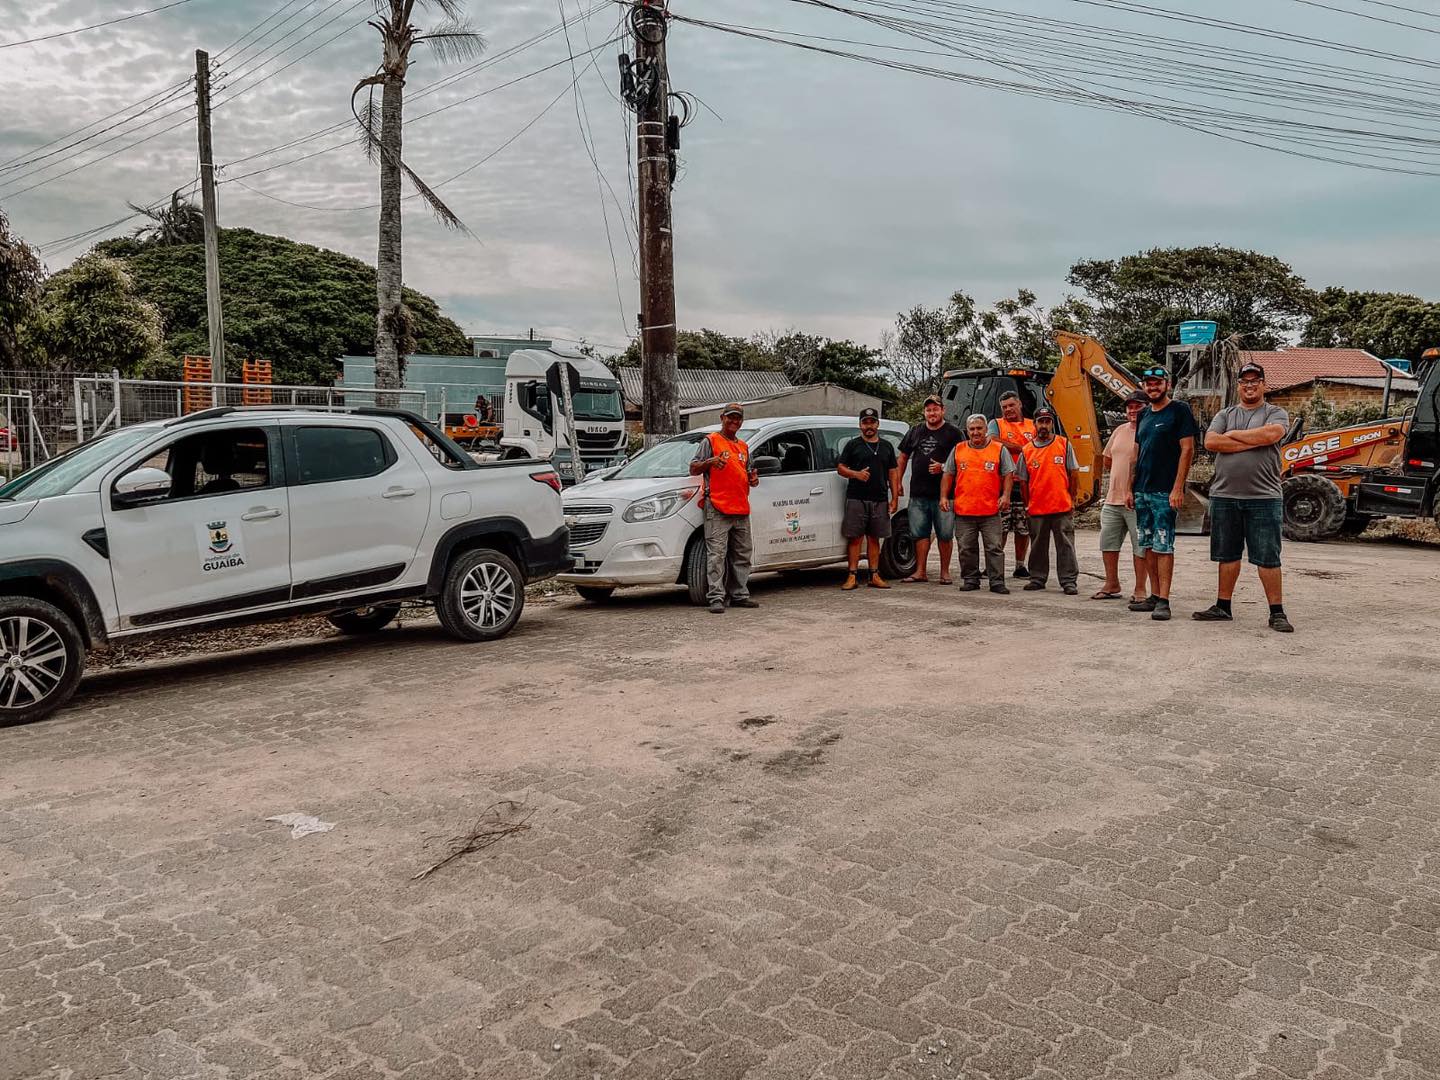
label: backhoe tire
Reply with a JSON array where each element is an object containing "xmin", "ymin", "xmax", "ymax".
[
  {"xmin": 1338, "ymin": 513, "xmax": 1376, "ymax": 538},
  {"xmin": 575, "ymin": 585, "xmax": 615, "ymax": 603},
  {"xmin": 1282, "ymin": 474, "xmax": 1346, "ymax": 542},
  {"xmin": 682, "ymin": 534, "xmax": 708, "ymax": 606},
  {"xmin": 0, "ymin": 597, "xmax": 86, "ymax": 727},
  {"xmin": 326, "ymin": 603, "xmax": 401, "ymax": 635}
]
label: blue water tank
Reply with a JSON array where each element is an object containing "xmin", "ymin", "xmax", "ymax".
[
  {"xmin": 1384, "ymin": 358, "xmax": 1412, "ymax": 373},
  {"xmin": 1179, "ymin": 320, "xmax": 1218, "ymax": 345}
]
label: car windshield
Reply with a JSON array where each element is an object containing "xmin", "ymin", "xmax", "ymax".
[
  {"xmin": 0, "ymin": 427, "xmax": 157, "ymax": 502},
  {"xmin": 611, "ymin": 427, "xmax": 759, "ymax": 479}
]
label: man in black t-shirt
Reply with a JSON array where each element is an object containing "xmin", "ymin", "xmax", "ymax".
[
  {"xmin": 897, "ymin": 394, "xmax": 963, "ymax": 583},
  {"xmin": 837, "ymin": 408, "xmax": 900, "ymax": 591},
  {"xmin": 1128, "ymin": 365, "xmax": 1200, "ymax": 622}
]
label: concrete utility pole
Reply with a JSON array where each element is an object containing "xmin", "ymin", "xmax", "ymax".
[
  {"xmin": 195, "ymin": 49, "xmax": 226, "ymax": 384},
  {"xmin": 632, "ymin": 1, "xmax": 678, "ymax": 443}
]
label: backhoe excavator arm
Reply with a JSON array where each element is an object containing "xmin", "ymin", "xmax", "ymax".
[{"xmin": 1048, "ymin": 332, "xmax": 1140, "ymax": 509}]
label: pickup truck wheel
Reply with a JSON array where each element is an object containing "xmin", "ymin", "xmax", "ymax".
[
  {"xmin": 683, "ymin": 534, "xmax": 708, "ymax": 606},
  {"xmin": 575, "ymin": 585, "xmax": 615, "ymax": 603},
  {"xmin": 1282, "ymin": 474, "xmax": 1346, "ymax": 542},
  {"xmin": 437, "ymin": 548, "xmax": 525, "ymax": 641},
  {"xmin": 0, "ymin": 598, "xmax": 85, "ymax": 727},
  {"xmin": 327, "ymin": 603, "xmax": 402, "ymax": 635},
  {"xmin": 878, "ymin": 513, "xmax": 918, "ymax": 580}
]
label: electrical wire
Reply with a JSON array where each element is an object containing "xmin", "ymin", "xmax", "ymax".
[{"xmin": 0, "ymin": 0, "xmax": 203, "ymax": 50}]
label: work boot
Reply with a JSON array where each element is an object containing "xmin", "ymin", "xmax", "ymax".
[
  {"xmin": 1128, "ymin": 596, "xmax": 1157, "ymax": 612},
  {"xmin": 1023, "ymin": 581, "xmax": 1046, "ymax": 591},
  {"xmin": 731, "ymin": 598, "xmax": 759, "ymax": 609},
  {"xmin": 708, "ymin": 601, "xmax": 725, "ymax": 614},
  {"xmin": 990, "ymin": 583, "xmax": 1010, "ymax": 595},
  {"xmin": 1269, "ymin": 612, "xmax": 1295, "ymax": 633},
  {"xmin": 1151, "ymin": 599, "xmax": 1172, "ymax": 621},
  {"xmin": 1191, "ymin": 605, "xmax": 1233, "ymax": 622},
  {"xmin": 959, "ymin": 582, "xmax": 980, "ymax": 592},
  {"xmin": 1062, "ymin": 584, "xmax": 1079, "ymax": 595},
  {"xmin": 841, "ymin": 574, "xmax": 859, "ymax": 591},
  {"xmin": 869, "ymin": 575, "xmax": 891, "ymax": 589},
  {"xmin": 1013, "ymin": 563, "xmax": 1029, "ymax": 579}
]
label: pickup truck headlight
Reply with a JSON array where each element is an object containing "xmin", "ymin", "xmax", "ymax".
[{"xmin": 622, "ymin": 487, "xmax": 699, "ymax": 522}]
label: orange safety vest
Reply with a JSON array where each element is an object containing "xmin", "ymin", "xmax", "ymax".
[
  {"xmin": 704, "ymin": 432, "xmax": 752, "ymax": 516},
  {"xmin": 995, "ymin": 416, "xmax": 1037, "ymax": 451},
  {"xmin": 950, "ymin": 439, "xmax": 1006, "ymax": 517},
  {"xmin": 1022, "ymin": 436, "xmax": 1075, "ymax": 516}
]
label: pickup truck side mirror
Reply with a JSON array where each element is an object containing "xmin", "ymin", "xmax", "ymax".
[
  {"xmin": 112, "ymin": 467, "xmax": 172, "ymax": 507},
  {"xmin": 753, "ymin": 455, "xmax": 782, "ymax": 476}
]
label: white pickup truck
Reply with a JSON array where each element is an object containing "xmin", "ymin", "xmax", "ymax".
[
  {"xmin": 0, "ymin": 407, "xmax": 569, "ymax": 725},
  {"xmin": 560, "ymin": 414, "xmax": 915, "ymax": 603}
]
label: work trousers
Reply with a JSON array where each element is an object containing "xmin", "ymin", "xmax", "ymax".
[
  {"xmin": 704, "ymin": 507, "xmax": 753, "ymax": 604},
  {"xmin": 1027, "ymin": 511, "xmax": 1078, "ymax": 588},
  {"xmin": 955, "ymin": 513, "xmax": 1005, "ymax": 587}
]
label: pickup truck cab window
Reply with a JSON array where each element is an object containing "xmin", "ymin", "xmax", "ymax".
[
  {"xmin": 126, "ymin": 427, "xmax": 274, "ymax": 502},
  {"xmin": 292, "ymin": 426, "xmax": 394, "ymax": 485}
]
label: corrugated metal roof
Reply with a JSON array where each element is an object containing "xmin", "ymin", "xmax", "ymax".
[{"xmin": 617, "ymin": 366, "xmax": 793, "ymax": 409}]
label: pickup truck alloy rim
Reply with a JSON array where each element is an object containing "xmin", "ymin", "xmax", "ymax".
[
  {"xmin": 0, "ymin": 616, "xmax": 67, "ymax": 710},
  {"xmin": 460, "ymin": 563, "xmax": 516, "ymax": 629}
]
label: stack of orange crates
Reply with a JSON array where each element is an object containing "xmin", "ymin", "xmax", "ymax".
[
  {"xmin": 181, "ymin": 356, "xmax": 213, "ymax": 414},
  {"xmin": 242, "ymin": 360, "xmax": 273, "ymax": 405}
]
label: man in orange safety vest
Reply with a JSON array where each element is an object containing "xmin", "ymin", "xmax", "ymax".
[
  {"xmin": 689, "ymin": 403, "xmax": 761, "ymax": 614},
  {"xmin": 939, "ymin": 413, "xmax": 1016, "ymax": 593},
  {"xmin": 1016, "ymin": 407, "xmax": 1081, "ymax": 595}
]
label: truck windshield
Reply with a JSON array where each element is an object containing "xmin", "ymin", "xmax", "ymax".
[
  {"xmin": 573, "ymin": 389, "xmax": 622, "ymax": 421},
  {"xmin": 612, "ymin": 428, "xmax": 759, "ymax": 479},
  {"xmin": 0, "ymin": 427, "xmax": 156, "ymax": 502}
]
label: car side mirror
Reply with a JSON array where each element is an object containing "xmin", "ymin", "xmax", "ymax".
[
  {"xmin": 753, "ymin": 455, "xmax": 782, "ymax": 476},
  {"xmin": 113, "ymin": 467, "xmax": 172, "ymax": 507}
]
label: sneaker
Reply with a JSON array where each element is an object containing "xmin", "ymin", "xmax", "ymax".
[
  {"xmin": 869, "ymin": 576, "xmax": 891, "ymax": 589},
  {"xmin": 1269, "ymin": 612, "xmax": 1295, "ymax": 633},
  {"xmin": 1023, "ymin": 581, "xmax": 1046, "ymax": 591},
  {"xmin": 708, "ymin": 601, "xmax": 725, "ymax": 614},
  {"xmin": 1151, "ymin": 601, "xmax": 1172, "ymax": 621},
  {"xmin": 1191, "ymin": 605, "xmax": 1233, "ymax": 622},
  {"xmin": 990, "ymin": 584, "xmax": 1011, "ymax": 595},
  {"xmin": 731, "ymin": 598, "xmax": 759, "ymax": 609},
  {"xmin": 1013, "ymin": 564, "xmax": 1029, "ymax": 579},
  {"xmin": 1128, "ymin": 596, "xmax": 1157, "ymax": 612},
  {"xmin": 841, "ymin": 574, "xmax": 859, "ymax": 591},
  {"xmin": 1062, "ymin": 584, "xmax": 1079, "ymax": 595},
  {"xmin": 958, "ymin": 582, "xmax": 980, "ymax": 592}
]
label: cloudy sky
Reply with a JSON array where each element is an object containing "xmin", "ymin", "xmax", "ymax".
[{"xmin": 4, "ymin": 0, "xmax": 1440, "ymax": 355}]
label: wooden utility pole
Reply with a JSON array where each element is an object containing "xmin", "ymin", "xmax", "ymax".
[
  {"xmin": 194, "ymin": 49, "xmax": 226, "ymax": 384},
  {"xmin": 632, "ymin": 1, "xmax": 678, "ymax": 443}
]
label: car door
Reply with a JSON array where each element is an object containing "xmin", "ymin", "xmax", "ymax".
[
  {"xmin": 283, "ymin": 421, "xmax": 432, "ymax": 598},
  {"xmin": 814, "ymin": 424, "xmax": 870, "ymax": 560},
  {"xmin": 102, "ymin": 424, "xmax": 292, "ymax": 629},
  {"xmin": 748, "ymin": 428, "xmax": 827, "ymax": 568}
]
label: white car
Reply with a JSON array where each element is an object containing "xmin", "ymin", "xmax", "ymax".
[
  {"xmin": 0, "ymin": 407, "xmax": 570, "ymax": 725},
  {"xmin": 560, "ymin": 415, "xmax": 915, "ymax": 603}
]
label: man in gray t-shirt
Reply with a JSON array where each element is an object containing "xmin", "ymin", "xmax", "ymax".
[{"xmin": 1193, "ymin": 362, "xmax": 1294, "ymax": 632}]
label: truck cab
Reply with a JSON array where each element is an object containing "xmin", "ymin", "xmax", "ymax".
[
  {"xmin": 1354, "ymin": 353, "xmax": 1440, "ymax": 522},
  {"xmin": 500, "ymin": 348, "xmax": 626, "ymax": 480}
]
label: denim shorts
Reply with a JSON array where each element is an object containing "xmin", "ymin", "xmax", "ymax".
[
  {"xmin": 907, "ymin": 496, "xmax": 955, "ymax": 542},
  {"xmin": 1209, "ymin": 496, "xmax": 1282, "ymax": 568},
  {"xmin": 1134, "ymin": 491, "xmax": 1177, "ymax": 555}
]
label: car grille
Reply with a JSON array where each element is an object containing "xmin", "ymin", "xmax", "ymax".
[
  {"xmin": 565, "ymin": 503, "xmax": 611, "ymax": 515},
  {"xmin": 569, "ymin": 521, "xmax": 609, "ymax": 547}
]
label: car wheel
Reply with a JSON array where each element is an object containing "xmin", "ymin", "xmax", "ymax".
[
  {"xmin": 682, "ymin": 533, "xmax": 708, "ymax": 606},
  {"xmin": 436, "ymin": 548, "xmax": 525, "ymax": 642},
  {"xmin": 1281, "ymin": 474, "xmax": 1346, "ymax": 542},
  {"xmin": 878, "ymin": 512, "xmax": 918, "ymax": 579},
  {"xmin": 326, "ymin": 603, "xmax": 402, "ymax": 635},
  {"xmin": 0, "ymin": 597, "xmax": 86, "ymax": 727},
  {"xmin": 575, "ymin": 585, "xmax": 615, "ymax": 603}
]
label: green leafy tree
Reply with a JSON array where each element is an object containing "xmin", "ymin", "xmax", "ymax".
[
  {"xmin": 764, "ymin": 330, "xmax": 897, "ymax": 400},
  {"xmin": 1302, "ymin": 287, "xmax": 1440, "ymax": 363},
  {"xmin": 19, "ymin": 254, "xmax": 163, "ymax": 374},
  {"xmin": 620, "ymin": 329, "xmax": 779, "ymax": 371},
  {"xmin": 1067, "ymin": 246, "xmax": 1317, "ymax": 366},
  {"xmin": 95, "ymin": 227, "xmax": 468, "ymax": 384},
  {"xmin": 0, "ymin": 208, "xmax": 44, "ymax": 369}
]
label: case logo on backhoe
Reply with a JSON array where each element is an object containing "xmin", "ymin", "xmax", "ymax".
[
  {"xmin": 1089, "ymin": 363, "xmax": 1131, "ymax": 395},
  {"xmin": 1284, "ymin": 435, "xmax": 1342, "ymax": 462}
]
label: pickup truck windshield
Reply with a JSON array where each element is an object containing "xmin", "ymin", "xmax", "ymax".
[
  {"xmin": 612, "ymin": 428, "xmax": 759, "ymax": 479},
  {"xmin": 0, "ymin": 427, "xmax": 155, "ymax": 502}
]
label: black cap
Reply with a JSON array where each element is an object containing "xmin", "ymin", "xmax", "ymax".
[
  {"xmin": 1126, "ymin": 390, "xmax": 1149, "ymax": 404},
  {"xmin": 922, "ymin": 394, "xmax": 943, "ymax": 407},
  {"xmin": 1034, "ymin": 406, "xmax": 1056, "ymax": 421},
  {"xmin": 1238, "ymin": 362, "xmax": 1266, "ymax": 379},
  {"xmin": 859, "ymin": 407, "xmax": 880, "ymax": 421}
]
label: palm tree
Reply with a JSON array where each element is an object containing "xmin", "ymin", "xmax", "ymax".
[
  {"xmin": 353, "ymin": 1, "xmax": 483, "ymax": 390},
  {"xmin": 129, "ymin": 190, "xmax": 205, "ymax": 246}
]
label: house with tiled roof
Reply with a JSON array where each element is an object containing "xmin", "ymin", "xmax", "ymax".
[{"xmin": 1239, "ymin": 348, "xmax": 1418, "ymax": 413}]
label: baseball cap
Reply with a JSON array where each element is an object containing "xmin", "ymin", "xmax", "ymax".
[
  {"xmin": 1238, "ymin": 362, "xmax": 1266, "ymax": 380},
  {"xmin": 922, "ymin": 394, "xmax": 944, "ymax": 407},
  {"xmin": 1034, "ymin": 406, "xmax": 1056, "ymax": 421},
  {"xmin": 1140, "ymin": 366, "xmax": 1169, "ymax": 381},
  {"xmin": 859, "ymin": 407, "xmax": 880, "ymax": 421},
  {"xmin": 720, "ymin": 402, "xmax": 744, "ymax": 417},
  {"xmin": 1126, "ymin": 390, "xmax": 1149, "ymax": 404}
]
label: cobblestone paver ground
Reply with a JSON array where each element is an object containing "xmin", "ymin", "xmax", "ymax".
[{"xmin": 3, "ymin": 536, "xmax": 1439, "ymax": 1079}]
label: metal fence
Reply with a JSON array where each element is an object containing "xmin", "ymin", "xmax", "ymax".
[{"xmin": 0, "ymin": 368, "xmax": 81, "ymax": 478}]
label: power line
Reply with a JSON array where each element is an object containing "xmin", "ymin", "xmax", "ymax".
[
  {"xmin": 0, "ymin": 77, "xmax": 192, "ymax": 173},
  {"xmin": 0, "ymin": 0, "xmax": 203, "ymax": 50},
  {"xmin": 215, "ymin": 0, "xmax": 314, "ymax": 62}
]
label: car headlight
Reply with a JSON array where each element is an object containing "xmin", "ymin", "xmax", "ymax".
[{"xmin": 622, "ymin": 487, "xmax": 699, "ymax": 522}]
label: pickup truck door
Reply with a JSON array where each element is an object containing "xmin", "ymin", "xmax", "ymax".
[
  {"xmin": 283, "ymin": 422, "xmax": 432, "ymax": 598},
  {"xmin": 102, "ymin": 424, "xmax": 293, "ymax": 629},
  {"xmin": 749, "ymin": 429, "xmax": 829, "ymax": 567}
]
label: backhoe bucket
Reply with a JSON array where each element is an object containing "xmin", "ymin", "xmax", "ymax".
[{"xmin": 1176, "ymin": 482, "xmax": 1210, "ymax": 536}]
